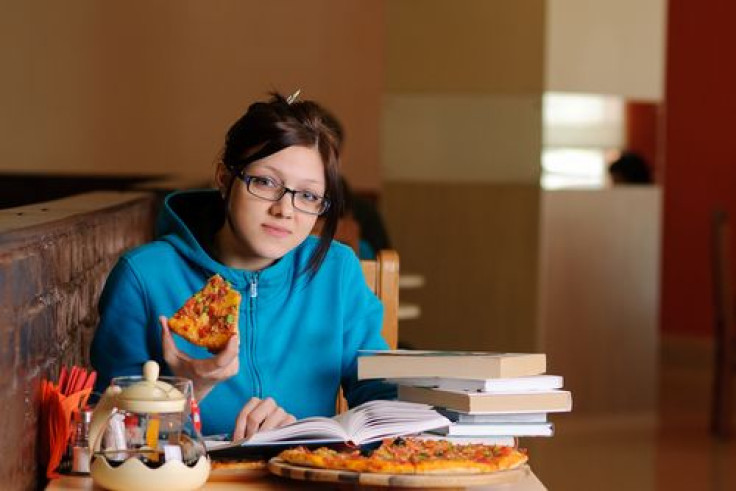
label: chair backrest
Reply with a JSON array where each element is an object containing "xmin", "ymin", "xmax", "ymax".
[
  {"xmin": 711, "ymin": 210, "xmax": 736, "ymax": 437},
  {"xmin": 312, "ymin": 216, "xmax": 361, "ymax": 255},
  {"xmin": 360, "ymin": 249, "xmax": 400, "ymax": 350},
  {"xmin": 712, "ymin": 211, "xmax": 735, "ymax": 338},
  {"xmin": 335, "ymin": 249, "xmax": 400, "ymax": 414}
]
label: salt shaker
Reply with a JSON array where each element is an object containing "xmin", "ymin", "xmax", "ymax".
[{"xmin": 71, "ymin": 408, "xmax": 92, "ymax": 474}]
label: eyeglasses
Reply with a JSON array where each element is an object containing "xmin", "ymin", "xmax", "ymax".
[{"xmin": 238, "ymin": 174, "xmax": 330, "ymax": 216}]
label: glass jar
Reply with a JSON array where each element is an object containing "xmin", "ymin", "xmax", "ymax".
[{"xmin": 71, "ymin": 408, "xmax": 92, "ymax": 474}]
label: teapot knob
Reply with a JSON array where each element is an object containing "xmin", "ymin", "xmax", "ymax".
[{"xmin": 143, "ymin": 360, "xmax": 160, "ymax": 382}]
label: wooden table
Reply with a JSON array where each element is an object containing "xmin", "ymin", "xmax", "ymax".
[{"xmin": 47, "ymin": 468, "xmax": 547, "ymax": 490}]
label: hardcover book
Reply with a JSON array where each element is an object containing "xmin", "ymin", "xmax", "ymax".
[
  {"xmin": 398, "ymin": 385, "xmax": 573, "ymax": 414},
  {"xmin": 438, "ymin": 409, "xmax": 549, "ymax": 423},
  {"xmin": 430, "ymin": 422, "xmax": 554, "ymax": 437},
  {"xmin": 358, "ymin": 350, "xmax": 547, "ymax": 380}
]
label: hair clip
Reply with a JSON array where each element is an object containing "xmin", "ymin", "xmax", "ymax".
[{"xmin": 286, "ymin": 89, "xmax": 301, "ymax": 105}]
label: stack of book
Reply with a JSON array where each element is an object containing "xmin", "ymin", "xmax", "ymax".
[{"xmin": 358, "ymin": 350, "xmax": 572, "ymax": 446}]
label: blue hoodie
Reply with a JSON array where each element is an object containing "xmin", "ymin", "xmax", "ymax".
[{"xmin": 90, "ymin": 189, "xmax": 396, "ymax": 436}]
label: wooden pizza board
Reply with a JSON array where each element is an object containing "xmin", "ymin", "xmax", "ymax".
[
  {"xmin": 209, "ymin": 467, "xmax": 270, "ymax": 482},
  {"xmin": 268, "ymin": 458, "xmax": 530, "ymax": 488},
  {"xmin": 209, "ymin": 462, "xmax": 269, "ymax": 481}
]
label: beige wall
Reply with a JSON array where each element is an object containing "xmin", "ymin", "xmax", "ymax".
[
  {"xmin": 546, "ymin": 0, "xmax": 667, "ymax": 99},
  {"xmin": 383, "ymin": 0, "xmax": 544, "ymax": 352},
  {"xmin": 0, "ymin": 1, "xmax": 385, "ymax": 189},
  {"xmin": 538, "ymin": 187, "xmax": 662, "ymax": 414}
]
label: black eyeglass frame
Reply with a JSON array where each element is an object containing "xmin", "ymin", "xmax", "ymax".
[{"xmin": 236, "ymin": 173, "xmax": 331, "ymax": 216}]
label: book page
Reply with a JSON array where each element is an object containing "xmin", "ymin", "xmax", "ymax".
[
  {"xmin": 359, "ymin": 350, "xmax": 502, "ymax": 356},
  {"xmin": 335, "ymin": 400, "xmax": 451, "ymax": 444},
  {"xmin": 246, "ymin": 416, "xmax": 348, "ymax": 444},
  {"xmin": 388, "ymin": 375, "xmax": 564, "ymax": 393}
]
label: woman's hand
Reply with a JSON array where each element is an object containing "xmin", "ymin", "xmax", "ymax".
[
  {"xmin": 233, "ymin": 397, "xmax": 296, "ymax": 441},
  {"xmin": 159, "ymin": 315, "xmax": 239, "ymax": 402}
]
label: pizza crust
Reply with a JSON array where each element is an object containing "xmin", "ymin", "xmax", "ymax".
[{"xmin": 211, "ymin": 460, "xmax": 266, "ymax": 471}]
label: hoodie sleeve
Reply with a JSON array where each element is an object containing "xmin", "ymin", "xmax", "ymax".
[
  {"xmin": 339, "ymin": 250, "xmax": 398, "ymax": 407},
  {"xmin": 90, "ymin": 257, "xmax": 160, "ymax": 393}
]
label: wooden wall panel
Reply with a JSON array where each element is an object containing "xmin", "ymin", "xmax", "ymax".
[
  {"xmin": 382, "ymin": 94, "xmax": 542, "ymax": 183},
  {"xmin": 384, "ymin": 182, "xmax": 540, "ymax": 353},
  {"xmin": 382, "ymin": 1, "xmax": 544, "ymax": 354},
  {"xmin": 386, "ymin": 0, "xmax": 545, "ymax": 93},
  {"xmin": 0, "ymin": 0, "xmax": 385, "ymax": 190}
]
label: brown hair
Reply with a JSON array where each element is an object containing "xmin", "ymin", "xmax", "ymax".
[{"xmin": 220, "ymin": 92, "xmax": 343, "ymax": 274}]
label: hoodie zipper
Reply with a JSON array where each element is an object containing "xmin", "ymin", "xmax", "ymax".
[
  {"xmin": 247, "ymin": 273, "xmax": 263, "ymax": 398},
  {"xmin": 249, "ymin": 277, "xmax": 258, "ymax": 298}
]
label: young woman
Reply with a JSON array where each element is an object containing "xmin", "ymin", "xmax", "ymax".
[{"xmin": 91, "ymin": 93, "xmax": 395, "ymax": 439}]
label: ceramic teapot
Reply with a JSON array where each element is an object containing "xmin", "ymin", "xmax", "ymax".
[{"xmin": 88, "ymin": 361, "xmax": 210, "ymax": 491}]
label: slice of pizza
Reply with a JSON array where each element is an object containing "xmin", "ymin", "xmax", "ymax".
[{"xmin": 168, "ymin": 274, "xmax": 241, "ymax": 351}]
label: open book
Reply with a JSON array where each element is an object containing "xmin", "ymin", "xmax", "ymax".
[{"xmin": 206, "ymin": 400, "xmax": 450, "ymax": 458}]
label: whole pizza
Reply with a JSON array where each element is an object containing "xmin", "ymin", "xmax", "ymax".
[{"xmin": 277, "ymin": 437, "xmax": 528, "ymax": 474}]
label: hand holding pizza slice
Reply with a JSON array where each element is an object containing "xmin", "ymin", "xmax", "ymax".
[
  {"xmin": 159, "ymin": 275, "xmax": 242, "ymax": 401},
  {"xmin": 160, "ymin": 314, "xmax": 240, "ymax": 402}
]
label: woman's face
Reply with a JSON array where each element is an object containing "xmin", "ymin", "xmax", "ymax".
[{"xmin": 218, "ymin": 145, "xmax": 326, "ymax": 270}]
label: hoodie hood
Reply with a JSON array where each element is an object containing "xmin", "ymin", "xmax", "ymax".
[{"xmin": 155, "ymin": 188, "xmax": 310, "ymax": 293}]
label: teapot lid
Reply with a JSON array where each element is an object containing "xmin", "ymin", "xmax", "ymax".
[{"xmin": 117, "ymin": 361, "xmax": 187, "ymax": 413}]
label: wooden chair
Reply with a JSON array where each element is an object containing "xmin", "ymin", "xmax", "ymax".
[
  {"xmin": 336, "ymin": 249, "xmax": 400, "ymax": 413},
  {"xmin": 361, "ymin": 249, "xmax": 400, "ymax": 350},
  {"xmin": 711, "ymin": 210, "xmax": 736, "ymax": 437},
  {"xmin": 312, "ymin": 215, "xmax": 361, "ymax": 255}
]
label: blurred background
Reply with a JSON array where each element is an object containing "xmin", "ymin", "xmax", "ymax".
[{"xmin": 2, "ymin": 1, "xmax": 735, "ymax": 489}]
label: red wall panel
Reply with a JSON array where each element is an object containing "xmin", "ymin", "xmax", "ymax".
[
  {"xmin": 662, "ymin": 0, "xmax": 736, "ymax": 335},
  {"xmin": 625, "ymin": 101, "xmax": 661, "ymax": 182}
]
